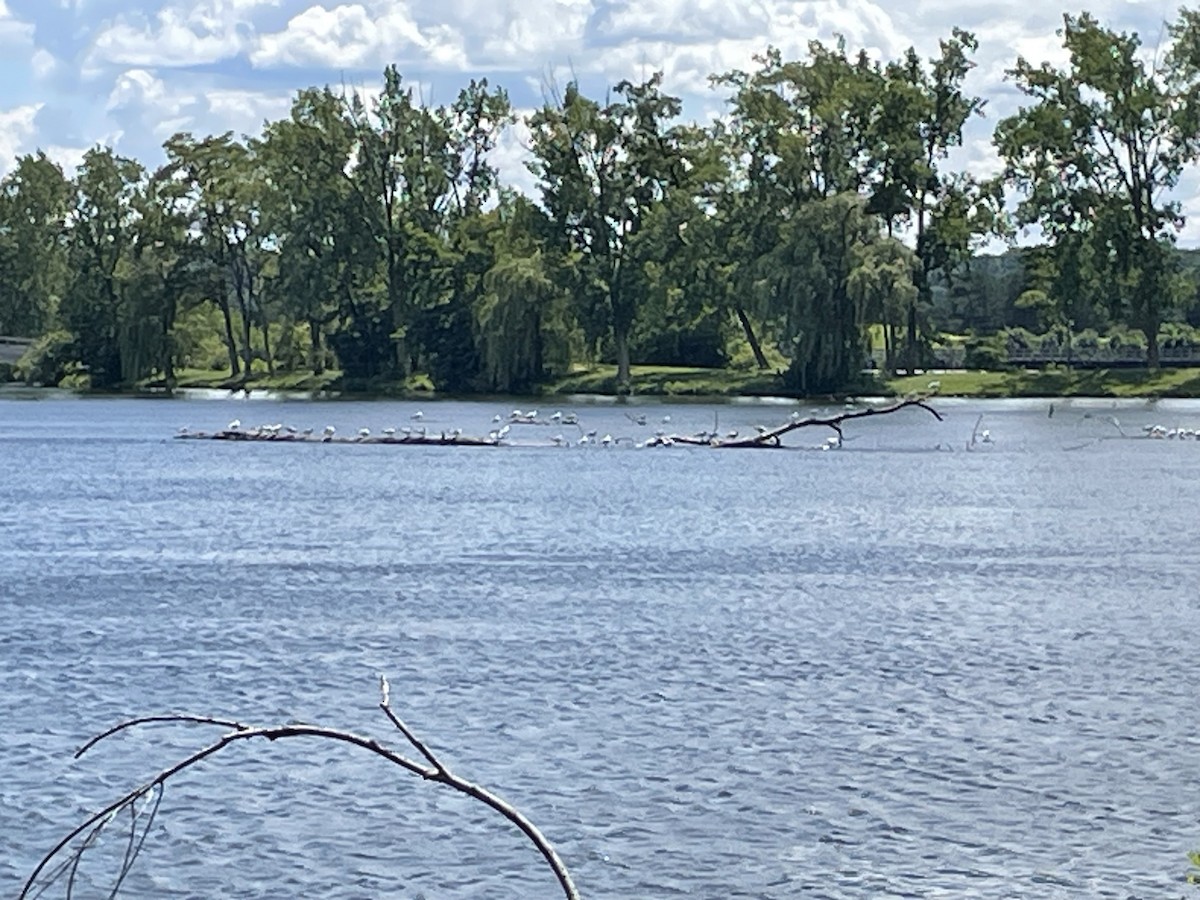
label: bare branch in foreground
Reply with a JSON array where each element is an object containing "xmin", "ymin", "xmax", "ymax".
[{"xmin": 23, "ymin": 686, "xmax": 580, "ymax": 900}]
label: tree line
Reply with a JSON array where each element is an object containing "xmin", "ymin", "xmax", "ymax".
[{"xmin": 1, "ymin": 10, "xmax": 1199, "ymax": 393}]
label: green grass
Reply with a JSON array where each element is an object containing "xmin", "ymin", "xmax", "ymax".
[
  {"xmin": 134, "ymin": 362, "xmax": 1200, "ymax": 400},
  {"xmin": 887, "ymin": 366, "xmax": 1200, "ymax": 398},
  {"xmin": 150, "ymin": 367, "xmax": 343, "ymax": 393},
  {"xmin": 544, "ymin": 364, "xmax": 793, "ymax": 397}
]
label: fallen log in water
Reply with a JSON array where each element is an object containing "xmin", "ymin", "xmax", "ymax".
[
  {"xmin": 173, "ymin": 395, "xmax": 941, "ymax": 451},
  {"xmin": 176, "ymin": 429, "xmax": 501, "ymax": 447}
]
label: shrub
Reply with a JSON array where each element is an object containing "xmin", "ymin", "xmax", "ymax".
[
  {"xmin": 964, "ymin": 334, "xmax": 1008, "ymax": 370},
  {"xmin": 14, "ymin": 330, "xmax": 77, "ymax": 386}
]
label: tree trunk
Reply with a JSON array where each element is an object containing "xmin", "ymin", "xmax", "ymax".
[
  {"xmin": 218, "ymin": 296, "xmax": 239, "ymax": 377},
  {"xmin": 260, "ymin": 316, "xmax": 274, "ymax": 377},
  {"xmin": 309, "ymin": 319, "xmax": 324, "ymax": 375},
  {"xmin": 161, "ymin": 292, "xmax": 176, "ymax": 384},
  {"xmin": 239, "ymin": 303, "xmax": 253, "ymax": 379},
  {"xmin": 1145, "ymin": 324, "xmax": 1160, "ymax": 370},
  {"xmin": 906, "ymin": 299, "xmax": 918, "ymax": 374},
  {"xmin": 734, "ymin": 307, "xmax": 769, "ymax": 370},
  {"xmin": 614, "ymin": 326, "xmax": 631, "ymax": 392}
]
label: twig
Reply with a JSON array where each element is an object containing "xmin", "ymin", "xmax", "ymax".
[{"xmin": 23, "ymin": 690, "xmax": 580, "ymax": 900}]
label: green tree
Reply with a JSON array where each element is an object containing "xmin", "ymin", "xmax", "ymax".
[
  {"xmin": 257, "ymin": 87, "xmax": 362, "ymax": 375},
  {"xmin": 528, "ymin": 73, "xmax": 685, "ymax": 390},
  {"xmin": 60, "ymin": 147, "xmax": 145, "ymax": 387},
  {"xmin": 996, "ymin": 10, "xmax": 1200, "ymax": 367},
  {"xmin": 0, "ymin": 153, "xmax": 71, "ymax": 337}
]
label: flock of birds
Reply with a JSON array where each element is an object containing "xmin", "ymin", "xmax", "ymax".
[
  {"xmin": 175, "ymin": 401, "xmax": 1200, "ymax": 452},
  {"xmin": 176, "ymin": 406, "xmax": 841, "ymax": 449}
]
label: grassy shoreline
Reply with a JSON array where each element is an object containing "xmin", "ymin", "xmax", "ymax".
[{"xmin": 31, "ymin": 363, "xmax": 1200, "ymax": 400}]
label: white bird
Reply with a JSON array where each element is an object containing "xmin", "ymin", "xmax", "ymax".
[
  {"xmin": 493, "ymin": 414, "xmax": 503, "ymax": 423},
  {"xmin": 358, "ymin": 427, "xmax": 371, "ymax": 438},
  {"xmin": 552, "ymin": 433, "xmax": 565, "ymax": 446},
  {"xmin": 383, "ymin": 427, "xmax": 396, "ymax": 437},
  {"xmin": 510, "ymin": 409, "xmax": 523, "ymax": 419},
  {"xmin": 323, "ymin": 425, "xmax": 336, "ymax": 435},
  {"xmin": 411, "ymin": 410, "xmax": 424, "ymax": 421},
  {"xmin": 228, "ymin": 419, "xmax": 241, "ymax": 431},
  {"xmin": 562, "ymin": 413, "xmax": 579, "ymax": 425},
  {"xmin": 980, "ymin": 429, "xmax": 992, "ymax": 444},
  {"xmin": 527, "ymin": 409, "xmax": 539, "ymax": 419},
  {"xmin": 177, "ymin": 426, "xmax": 190, "ymax": 435},
  {"xmin": 497, "ymin": 424, "xmax": 511, "ymax": 439},
  {"xmin": 550, "ymin": 411, "xmax": 563, "ymax": 422},
  {"xmin": 927, "ymin": 380, "xmax": 941, "ymax": 393},
  {"xmin": 601, "ymin": 433, "xmax": 613, "ymax": 446},
  {"xmin": 661, "ymin": 414, "xmax": 671, "ymax": 423}
]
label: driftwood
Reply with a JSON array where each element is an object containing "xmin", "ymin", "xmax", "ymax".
[
  {"xmin": 22, "ymin": 680, "xmax": 579, "ymax": 900},
  {"xmin": 655, "ymin": 395, "xmax": 943, "ymax": 448},
  {"xmin": 174, "ymin": 396, "xmax": 942, "ymax": 451}
]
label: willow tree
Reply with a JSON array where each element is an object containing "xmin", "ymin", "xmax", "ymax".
[
  {"xmin": 996, "ymin": 10, "xmax": 1200, "ymax": 367},
  {"xmin": 527, "ymin": 73, "xmax": 685, "ymax": 390},
  {"xmin": 715, "ymin": 44, "xmax": 887, "ymax": 389}
]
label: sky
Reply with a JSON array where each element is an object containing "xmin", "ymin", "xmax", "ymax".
[{"xmin": 1, "ymin": 0, "xmax": 1197, "ymax": 245}]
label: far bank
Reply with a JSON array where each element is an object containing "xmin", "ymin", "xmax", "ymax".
[{"xmin": 106, "ymin": 363, "xmax": 1200, "ymax": 401}]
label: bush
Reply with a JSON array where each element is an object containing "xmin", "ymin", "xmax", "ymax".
[
  {"xmin": 14, "ymin": 331, "xmax": 77, "ymax": 386},
  {"xmin": 1107, "ymin": 327, "xmax": 1147, "ymax": 352},
  {"xmin": 964, "ymin": 334, "xmax": 1008, "ymax": 370}
]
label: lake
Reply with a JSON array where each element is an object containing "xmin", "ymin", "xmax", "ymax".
[{"xmin": 2, "ymin": 391, "xmax": 1199, "ymax": 898}]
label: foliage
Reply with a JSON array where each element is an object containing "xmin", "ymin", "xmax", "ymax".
[
  {"xmin": 14, "ymin": 329, "xmax": 77, "ymax": 386},
  {"xmin": 0, "ymin": 16, "xmax": 1198, "ymax": 396},
  {"xmin": 996, "ymin": 10, "xmax": 1200, "ymax": 367},
  {"xmin": 963, "ymin": 333, "xmax": 1009, "ymax": 370}
]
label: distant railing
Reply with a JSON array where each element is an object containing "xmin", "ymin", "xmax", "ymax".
[
  {"xmin": 0, "ymin": 336, "xmax": 33, "ymax": 365},
  {"xmin": 872, "ymin": 342, "xmax": 1200, "ymax": 371}
]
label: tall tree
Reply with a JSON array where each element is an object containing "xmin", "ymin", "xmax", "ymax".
[
  {"xmin": 996, "ymin": 10, "xmax": 1200, "ymax": 367},
  {"xmin": 0, "ymin": 153, "xmax": 71, "ymax": 337},
  {"xmin": 528, "ymin": 73, "xmax": 685, "ymax": 389},
  {"xmin": 60, "ymin": 147, "xmax": 146, "ymax": 387},
  {"xmin": 257, "ymin": 87, "xmax": 361, "ymax": 375}
]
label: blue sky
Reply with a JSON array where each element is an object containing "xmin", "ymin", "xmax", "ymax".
[{"xmin": 1, "ymin": 0, "xmax": 1196, "ymax": 243}]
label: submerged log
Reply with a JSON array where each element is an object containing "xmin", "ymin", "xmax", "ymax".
[{"xmin": 175, "ymin": 429, "xmax": 500, "ymax": 447}]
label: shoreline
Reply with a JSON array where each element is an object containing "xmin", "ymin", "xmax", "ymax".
[{"xmin": 8, "ymin": 364, "xmax": 1200, "ymax": 402}]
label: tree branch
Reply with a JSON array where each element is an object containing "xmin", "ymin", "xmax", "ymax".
[
  {"xmin": 660, "ymin": 394, "xmax": 942, "ymax": 448},
  {"xmin": 23, "ymin": 687, "xmax": 580, "ymax": 900}
]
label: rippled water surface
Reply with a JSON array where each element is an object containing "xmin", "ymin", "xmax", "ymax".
[{"xmin": 2, "ymin": 393, "xmax": 1200, "ymax": 898}]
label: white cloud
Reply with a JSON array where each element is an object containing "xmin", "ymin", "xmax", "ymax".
[
  {"xmin": 87, "ymin": 0, "xmax": 279, "ymax": 68},
  {"xmin": 106, "ymin": 68, "xmax": 196, "ymax": 139},
  {"xmin": 251, "ymin": 2, "xmax": 466, "ymax": 69},
  {"xmin": 0, "ymin": 104, "xmax": 42, "ymax": 177},
  {"xmin": 2, "ymin": 0, "xmax": 1199, "ymax": 245},
  {"xmin": 30, "ymin": 48, "xmax": 58, "ymax": 78},
  {"xmin": 0, "ymin": 0, "xmax": 33, "ymax": 45},
  {"xmin": 205, "ymin": 87, "xmax": 292, "ymax": 136}
]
